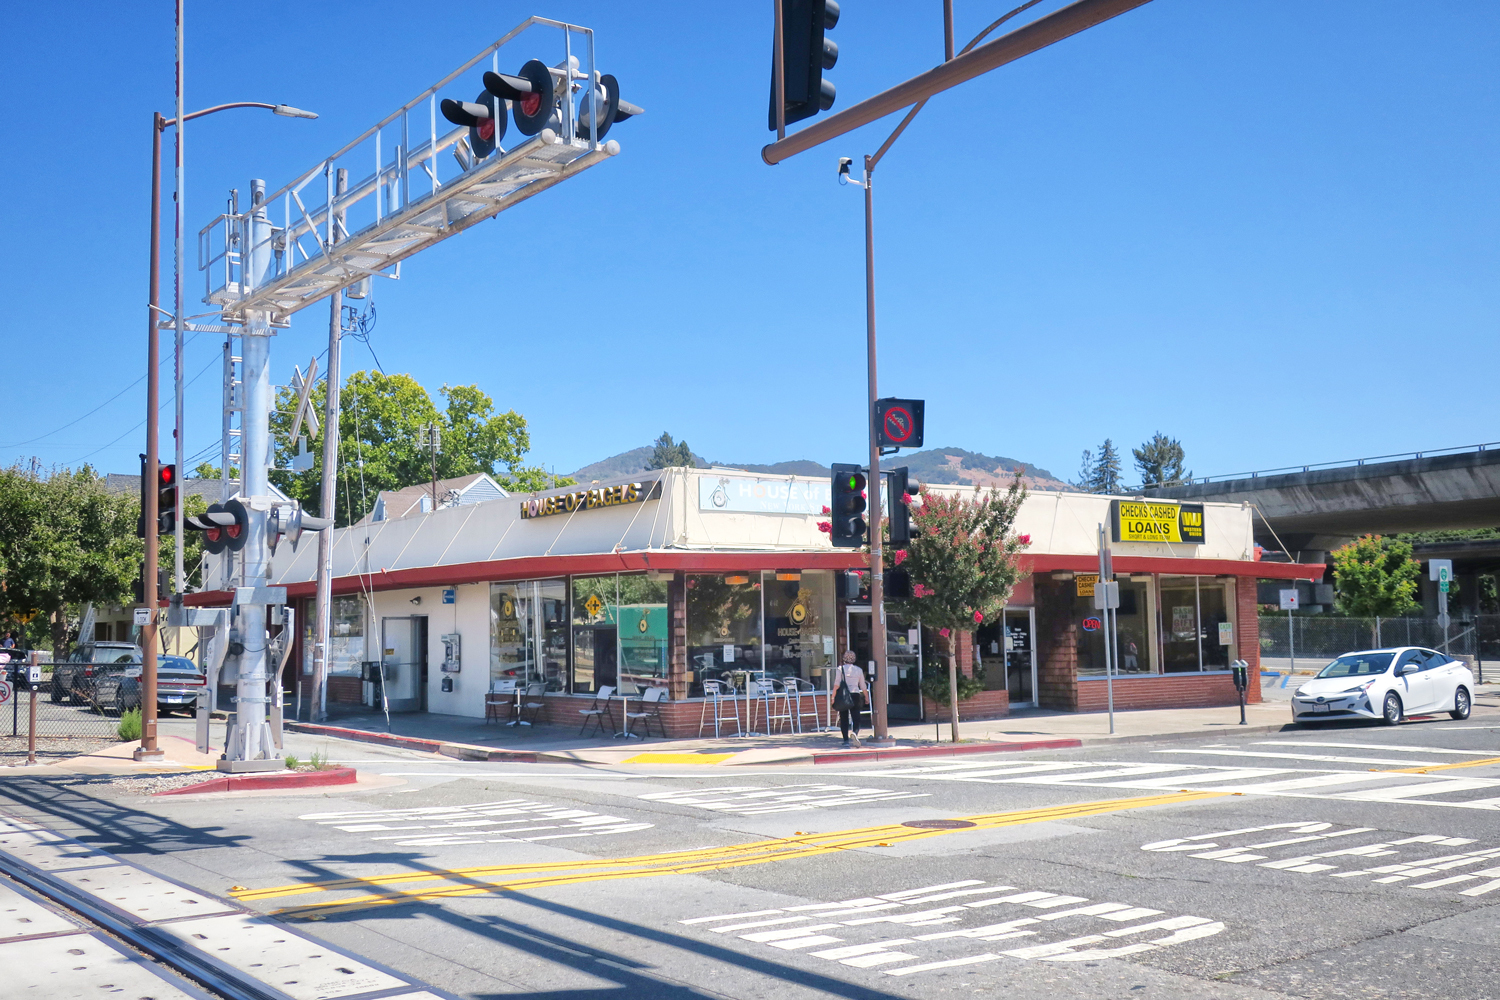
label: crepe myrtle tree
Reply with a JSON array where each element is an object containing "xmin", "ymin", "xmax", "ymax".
[{"xmin": 820, "ymin": 476, "xmax": 1031, "ymax": 741}]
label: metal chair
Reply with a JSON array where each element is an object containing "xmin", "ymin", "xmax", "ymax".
[
  {"xmin": 578, "ymin": 685, "xmax": 616, "ymax": 737},
  {"xmin": 485, "ymin": 679, "xmax": 518, "ymax": 724},
  {"xmin": 519, "ymin": 682, "xmax": 547, "ymax": 727},
  {"xmin": 791, "ymin": 677, "xmax": 823, "ymax": 733},
  {"xmin": 698, "ymin": 680, "xmax": 741, "ymax": 738},
  {"xmin": 763, "ymin": 679, "xmax": 794, "ymax": 734},
  {"xmin": 624, "ymin": 686, "xmax": 667, "ymax": 739}
]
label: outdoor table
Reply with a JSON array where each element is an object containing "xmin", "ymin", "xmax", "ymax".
[{"xmin": 614, "ymin": 684, "xmax": 642, "ymax": 739}]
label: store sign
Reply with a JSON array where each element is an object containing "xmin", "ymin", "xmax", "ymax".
[
  {"xmin": 1172, "ymin": 605, "xmax": 1195, "ymax": 637},
  {"xmin": 1111, "ymin": 499, "xmax": 1206, "ymax": 545},
  {"xmin": 1075, "ymin": 574, "xmax": 1098, "ymax": 598},
  {"xmin": 699, "ymin": 475, "xmax": 840, "ymax": 514},
  {"xmin": 1082, "ymin": 616, "xmax": 1102, "ymax": 632},
  {"xmin": 521, "ymin": 480, "xmax": 661, "ymax": 519}
]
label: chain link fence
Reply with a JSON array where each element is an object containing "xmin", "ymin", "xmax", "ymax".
[
  {"xmin": 1, "ymin": 660, "xmax": 128, "ymax": 762},
  {"xmin": 1259, "ymin": 614, "xmax": 1490, "ymax": 681}
]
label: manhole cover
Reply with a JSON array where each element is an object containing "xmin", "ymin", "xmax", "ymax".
[{"xmin": 901, "ymin": 819, "xmax": 976, "ymax": 830}]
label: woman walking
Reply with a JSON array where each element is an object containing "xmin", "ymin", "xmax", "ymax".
[{"xmin": 833, "ymin": 651, "xmax": 870, "ymax": 748}]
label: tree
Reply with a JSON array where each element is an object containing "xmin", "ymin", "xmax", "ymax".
[
  {"xmin": 0, "ymin": 465, "xmax": 140, "ymax": 657},
  {"xmin": 270, "ymin": 371, "xmax": 572, "ymax": 526},
  {"xmin": 1331, "ymin": 534, "xmax": 1421, "ymax": 642},
  {"xmin": 1077, "ymin": 439, "xmax": 1123, "ymax": 494},
  {"xmin": 883, "ymin": 478, "xmax": 1031, "ymax": 740},
  {"xmin": 1133, "ymin": 432, "xmax": 1190, "ymax": 488},
  {"xmin": 645, "ymin": 432, "xmax": 695, "ymax": 470}
]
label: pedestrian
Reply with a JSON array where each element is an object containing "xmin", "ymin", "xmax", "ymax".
[
  {"xmin": 1122, "ymin": 636, "xmax": 1139, "ymax": 673},
  {"xmin": 832, "ymin": 651, "xmax": 869, "ymax": 748},
  {"xmin": 0, "ymin": 631, "xmax": 14, "ymax": 649}
]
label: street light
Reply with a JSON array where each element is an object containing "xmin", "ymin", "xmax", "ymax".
[{"xmin": 138, "ymin": 97, "xmax": 316, "ymax": 762}]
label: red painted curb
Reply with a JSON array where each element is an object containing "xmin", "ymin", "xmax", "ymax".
[
  {"xmin": 809, "ymin": 738, "xmax": 1081, "ymax": 764},
  {"xmin": 153, "ymin": 766, "xmax": 357, "ymax": 796}
]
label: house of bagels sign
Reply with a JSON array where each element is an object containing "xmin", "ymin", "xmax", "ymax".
[{"xmin": 520, "ymin": 480, "xmax": 662, "ymax": 520}]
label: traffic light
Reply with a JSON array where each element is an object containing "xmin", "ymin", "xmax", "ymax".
[
  {"xmin": 888, "ymin": 466, "xmax": 913, "ymax": 545},
  {"xmin": 187, "ymin": 499, "xmax": 248, "ymax": 555},
  {"xmin": 770, "ymin": 0, "xmax": 840, "ymax": 130},
  {"xmin": 440, "ymin": 89, "xmax": 506, "ymax": 162},
  {"xmin": 829, "ymin": 462, "xmax": 866, "ymax": 548},
  {"xmin": 886, "ymin": 568, "xmax": 912, "ymax": 600},
  {"xmin": 157, "ymin": 464, "xmax": 178, "ymax": 535}
]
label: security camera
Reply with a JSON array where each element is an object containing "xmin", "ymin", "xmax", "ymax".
[{"xmin": 837, "ymin": 157, "xmax": 853, "ymax": 183}]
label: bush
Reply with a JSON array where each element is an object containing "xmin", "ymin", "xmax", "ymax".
[
  {"xmin": 116, "ymin": 708, "xmax": 141, "ymax": 742},
  {"xmin": 921, "ymin": 664, "xmax": 987, "ymax": 707}
]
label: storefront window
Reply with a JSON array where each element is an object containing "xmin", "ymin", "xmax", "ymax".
[
  {"xmin": 685, "ymin": 573, "xmax": 761, "ymax": 696},
  {"xmin": 300, "ymin": 595, "xmax": 367, "ymax": 677},
  {"xmin": 1076, "ymin": 577, "xmax": 1154, "ymax": 676},
  {"xmin": 762, "ymin": 571, "xmax": 836, "ymax": 684},
  {"xmin": 571, "ymin": 574, "xmax": 669, "ymax": 694},
  {"xmin": 1159, "ymin": 577, "xmax": 1234, "ymax": 672},
  {"xmin": 490, "ymin": 579, "xmax": 567, "ymax": 692}
]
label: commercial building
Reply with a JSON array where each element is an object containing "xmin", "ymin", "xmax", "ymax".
[{"xmin": 189, "ymin": 468, "xmax": 1322, "ymax": 735}]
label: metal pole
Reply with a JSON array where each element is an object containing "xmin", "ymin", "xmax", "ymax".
[
  {"xmin": 313, "ymin": 170, "xmax": 347, "ymax": 723},
  {"xmin": 1099, "ymin": 525, "xmax": 1114, "ymax": 734},
  {"xmin": 1288, "ymin": 607, "xmax": 1295, "ymax": 676},
  {"xmin": 27, "ymin": 659, "xmax": 37, "ymax": 765},
  {"xmin": 864, "ymin": 158, "xmax": 888, "ymax": 743},
  {"xmin": 173, "ymin": 0, "xmax": 187, "ymax": 595},
  {"xmin": 136, "ymin": 112, "xmax": 165, "ymax": 763},
  {"xmin": 943, "ymin": 0, "xmax": 955, "ymax": 60},
  {"xmin": 772, "ymin": 0, "xmax": 785, "ymax": 141}
]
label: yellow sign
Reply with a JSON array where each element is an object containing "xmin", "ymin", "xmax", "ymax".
[
  {"xmin": 1111, "ymin": 500, "xmax": 1206, "ymax": 545},
  {"xmin": 584, "ymin": 594, "xmax": 605, "ymax": 619},
  {"xmin": 1075, "ymin": 574, "xmax": 1098, "ymax": 598}
]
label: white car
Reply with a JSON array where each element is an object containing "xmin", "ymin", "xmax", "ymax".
[{"xmin": 1292, "ymin": 647, "xmax": 1473, "ymax": 725}]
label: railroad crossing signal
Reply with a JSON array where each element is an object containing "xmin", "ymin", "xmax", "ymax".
[
  {"xmin": 829, "ymin": 463, "xmax": 867, "ymax": 548},
  {"xmin": 187, "ymin": 499, "xmax": 249, "ymax": 555}
]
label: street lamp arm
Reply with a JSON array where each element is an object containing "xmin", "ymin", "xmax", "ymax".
[
  {"xmin": 160, "ymin": 102, "xmax": 317, "ymax": 129},
  {"xmin": 868, "ymin": 0, "xmax": 1044, "ymax": 172}
]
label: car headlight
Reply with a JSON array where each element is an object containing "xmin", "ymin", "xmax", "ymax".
[
  {"xmin": 1342, "ymin": 679, "xmax": 1378, "ymax": 694},
  {"xmin": 1295, "ymin": 687, "xmax": 1307, "ymax": 697}
]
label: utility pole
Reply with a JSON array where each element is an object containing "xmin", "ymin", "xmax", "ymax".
[
  {"xmin": 312, "ymin": 169, "xmax": 347, "ymax": 723},
  {"xmin": 173, "ymin": 0, "xmax": 187, "ymax": 596}
]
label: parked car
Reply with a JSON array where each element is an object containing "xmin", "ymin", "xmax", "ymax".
[
  {"xmin": 94, "ymin": 655, "xmax": 207, "ymax": 715},
  {"xmin": 1291, "ymin": 647, "xmax": 1473, "ymax": 726},
  {"xmin": 51, "ymin": 642, "xmax": 142, "ymax": 704}
]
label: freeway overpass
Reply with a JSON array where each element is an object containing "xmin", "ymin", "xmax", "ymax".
[{"xmin": 1141, "ymin": 443, "xmax": 1500, "ymax": 554}]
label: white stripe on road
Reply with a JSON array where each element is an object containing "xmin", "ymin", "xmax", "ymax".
[
  {"xmin": 1154, "ymin": 749, "xmax": 1450, "ymax": 767},
  {"xmin": 1253, "ymin": 741, "xmax": 1495, "ymax": 756}
]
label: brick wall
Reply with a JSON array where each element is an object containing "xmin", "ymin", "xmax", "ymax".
[
  {"xmin": 328, "ymin": 675, "xmax": 362, "ymax": 704},
  {"xmin": 668, "ymin": 574, "xmax": 689, "ymax": 701},
  {"xmin": 1076, "ymin": 672, "xmax": 1244, "ymax": 711},
  {"xmin": 1236, "ymin": 577, "xmax": 1263, "ymax": 704},
  {"xmin": 922, "ymin": 687, "xmax": 1010, "ymax": 722},
  {"xmin": 1034, "ymin": 574, "xmax": 1078, "ymax": 710},
  {"xmin": 489, "ymin": 689, "xmax": 838, "ymax": 739}
]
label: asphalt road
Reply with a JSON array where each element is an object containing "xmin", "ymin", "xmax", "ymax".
[{"xmin": 2, "ymin": 715, "xmax": 1497, "ymax": 1000}]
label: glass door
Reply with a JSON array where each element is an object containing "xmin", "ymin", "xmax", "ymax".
[
  {"xmin": 1004, "ymin": 608, "xmax": 1036, "ymax": 707},
  {"xmin": 845, "ymin": 608, "xmax": 922, "ymax": 721},
  {"xmin": 380, "ymin": 616, "xmax": 426, "ymax": 712}
]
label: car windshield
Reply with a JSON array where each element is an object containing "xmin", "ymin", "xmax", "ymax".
[{"xmin": 1315, "ymin": 652, "xmax": 1394, "ymax": 678}]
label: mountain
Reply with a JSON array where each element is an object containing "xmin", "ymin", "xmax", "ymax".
[{"xmin": 570, "ymin": 446, "xmax": 1070, "ymax": 490}]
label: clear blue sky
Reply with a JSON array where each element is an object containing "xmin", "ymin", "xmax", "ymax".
[{"xmin": 1, "ymin": 2, "xmax": 1495, "ymax": 485}]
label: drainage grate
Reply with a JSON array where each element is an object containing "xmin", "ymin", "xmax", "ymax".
[{"xmin": 901, "ymin": 819, "xmax": 976, "ymax": 830}]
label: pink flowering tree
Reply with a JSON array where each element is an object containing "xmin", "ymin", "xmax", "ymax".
[{"xmin": 883, "ymin": 476, "xmax": 1030, "ymax": 739}]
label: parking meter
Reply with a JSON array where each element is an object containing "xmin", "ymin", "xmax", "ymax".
[{"xmin": 1230, "ymin": 659, "xmax": 1249, "ymax": 724}]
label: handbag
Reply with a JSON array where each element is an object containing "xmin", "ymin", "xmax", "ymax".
[{"xmin": 833, "ymin": 674, "xmax": 852, "ymax": 711}]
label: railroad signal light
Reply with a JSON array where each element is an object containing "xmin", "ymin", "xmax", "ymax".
[
  {"xmin": 157, "ymin": 463, "xmax": 178, "ymax": 535},
  {"xmin": 187, "ymin": 499, "xmax": 249, "ymax": 555},
  {"xmin": 770, "ymin": 0, "xmax": 840, "ymax": 130},
  {"xmin": 440, "ymin": 89, "xmax": 507, "ymax": 163},
  {"xmin": 829, "ymin": 462, "xmax": 867, "ymax": 548}
]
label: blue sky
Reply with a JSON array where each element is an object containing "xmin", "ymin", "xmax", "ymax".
[{"xmin": 1, "ymin": 1, "xmax": 1495, "ymax": 485}]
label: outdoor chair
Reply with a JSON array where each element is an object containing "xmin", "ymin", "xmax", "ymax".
[
  {"xmin": 762, "ymin": 679, "xmax": 794, "ymax": 735},
  {"xmin": 519, "ymin": 682, "xmax": 547, "ymax": 727},
  {"xmin": 698, "ymin": 679, "xmax": 741, "ymax": 738},
  {"xmin": 485, "ymin": 679, "xmax": 518, "ymax": 724},
  {"xmin": 578, "ymin": 685, "xmax": 616, "ymax": 737},
  {"xmin": 624, "ymin": 686, "xmax": 667, "ymax": 739},
  {"xmin": 791, "ymin": 677, "xmax": 822, "ymax": 733}
]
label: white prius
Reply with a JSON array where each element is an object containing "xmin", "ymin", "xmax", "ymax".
[{"xmin": 1291, "ymin": 647, "xmax": 1474, "ymax": 726}]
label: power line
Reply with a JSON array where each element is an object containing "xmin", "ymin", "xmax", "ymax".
[{"xmin": 62, "ymin": 350, "xmax": 221, "ymax": 467}]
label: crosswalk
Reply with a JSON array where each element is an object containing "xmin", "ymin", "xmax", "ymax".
[
  {"xmin": 298, "ymin": 799, "xmax": 653, "ymax": 847},
  {"xmin": 839, "ymin": 740, "xmax": 1500, "ymax": 811},
  {"xmin": 1142, "ymin": 821, "xmax": 1500, "ymax": 897},
  {"xmin": 638, "ymin": 783, "xmax": 929, "ymax": 815},
  {"xmin": 680, "ymin": 878, "xmax": 1224, "ymax": 978}
]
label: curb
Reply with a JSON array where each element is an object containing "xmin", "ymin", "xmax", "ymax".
[
  {"xmin": 153, "ymin": 766, "xmax": 357, "ymax": 795},
  {"xmin": 284, "ymin": 722, "xmax": 539, "ymax": 762},
  {"xmin": 1073, "ymin": 722, "xmax": 1294, "ymax": 746},
  {"xmin": 808, "ymin": 738, "xmax": 1082, "ymax": 764}
]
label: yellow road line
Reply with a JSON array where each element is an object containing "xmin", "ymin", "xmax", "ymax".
[
  {"xmin": 237, "ymin": 790, "xmax": 1221, "ymax": 919},
  {"xmin": 624, "ymin": 753, "xmax": 736, "ymax": 765},
  {"xmin": 1389, "ymin": 756, "xmax": 1500, "ymax": 774}
]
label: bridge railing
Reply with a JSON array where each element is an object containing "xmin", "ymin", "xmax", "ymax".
[{"xmin": 1142, "ymin": 440, "xmax": 1500, "ymax": 490}]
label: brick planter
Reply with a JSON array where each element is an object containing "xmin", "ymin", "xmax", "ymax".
[{"xmin": 920, "ymin": 687, "xmax": 1010, "ymax": 723}]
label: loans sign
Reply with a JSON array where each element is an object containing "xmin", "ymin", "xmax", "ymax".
[{"xmin": 1111, "ymin": 499, "xmax": 1206, "ymax": 545}]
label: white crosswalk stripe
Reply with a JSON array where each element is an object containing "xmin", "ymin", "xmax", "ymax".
[
  {"xmin": 298, "ymin": 799, "xmax": 653, "ymax": 846},
  {"xmin": 638, "ymin": 784, "xmax": 929, "ymax": 815},
  {"xmin": 680, "ymin": 878, "xmax": 1223, "ymax": 977}
]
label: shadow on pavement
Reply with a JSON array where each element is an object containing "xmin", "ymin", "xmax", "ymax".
[{"xmin": 0, "ymin": 775, "xmax": 249, "ymax": 856}]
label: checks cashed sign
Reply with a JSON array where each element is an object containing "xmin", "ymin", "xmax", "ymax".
[{"xmin": 1111, "ymin": 499, "xmax": 1206, "ymax": 545}]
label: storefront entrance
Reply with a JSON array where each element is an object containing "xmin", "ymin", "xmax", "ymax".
[
  {"xmin": 847, "ymin": 608, "xmax": 923, "ymax": 720},
  {"xmin": 380, "ymin": 615, "xmax": 428, "ymax": 712},
  {"xmin": 976, "ymin": 608, "xmax": 1037, "ymax": 708}
]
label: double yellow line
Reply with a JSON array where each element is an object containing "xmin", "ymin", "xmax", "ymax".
[{"xmin": 237, "ymin": 790, "xmax": 1219, "ymax": 920}]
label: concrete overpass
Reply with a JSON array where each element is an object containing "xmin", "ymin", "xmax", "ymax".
[{"xmin": 1141, "ymin": 443, "xmax": 1500, "ymax": 553}]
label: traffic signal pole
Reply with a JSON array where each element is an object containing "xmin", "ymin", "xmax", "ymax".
[
  {"xmin": 863, "ymin": 158, "xmax": 889, "ymax": 743},
  {"xmin": 136, "ymin": 112, "xmax": 166, "ymax": 763},
  {"xmin": 312, "ymin": 170, "xmax": 347, "ymax": 723}
]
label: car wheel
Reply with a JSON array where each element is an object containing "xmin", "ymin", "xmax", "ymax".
[
  {"xmin": 1451, "ymin": 686, "xmax": 1471, "ymax": 721},
  {"xmin": 1381, "ymin": 691, "xmax": 1403, "ymax": 726},
  {"xmin": 50, "ymin": 679, "xmax": 63, "ymax": 703}
]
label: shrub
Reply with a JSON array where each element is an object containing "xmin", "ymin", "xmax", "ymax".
[
  {"xmin": 116, "ymin": 708, "xmax": 141, "ymax": 742},
  {"xmin": 921, "ymin": 665, "xmax": 986, "ymax": 708}
]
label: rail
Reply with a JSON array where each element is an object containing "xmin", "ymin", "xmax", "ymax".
[{"xmin": 1141, "ymin": 440, "xmax": 1500, "ymax": 490}]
